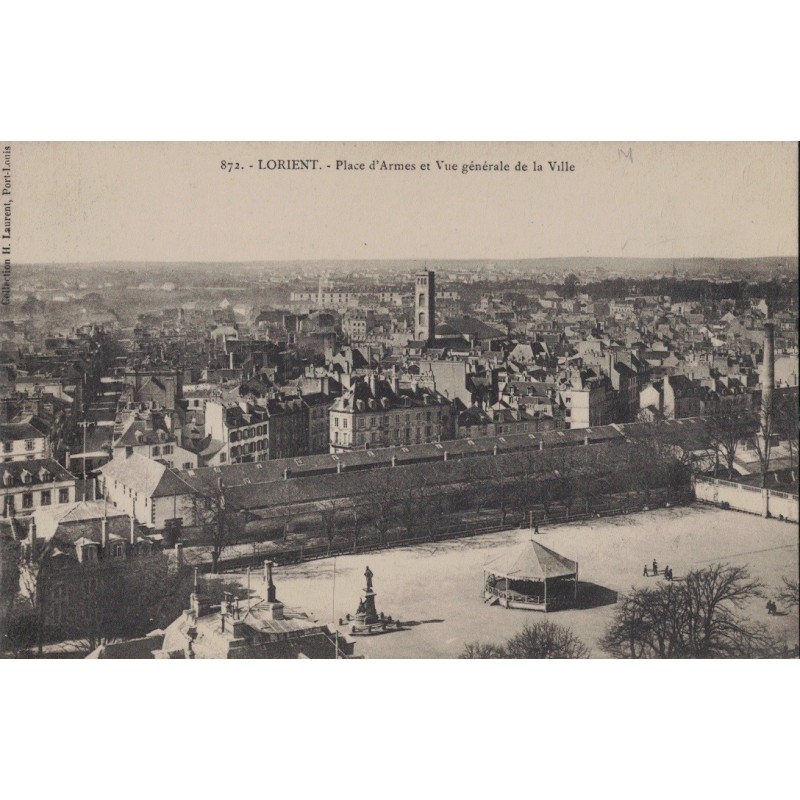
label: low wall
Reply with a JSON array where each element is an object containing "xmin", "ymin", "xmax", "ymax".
[{"xmin": 694, "ymin": 477, "xmax": 799, "ymax": 522}]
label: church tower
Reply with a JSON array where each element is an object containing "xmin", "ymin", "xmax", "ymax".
[{"xmin": 414, "ymin": 269, "xmax": 435, "ymax": 344}]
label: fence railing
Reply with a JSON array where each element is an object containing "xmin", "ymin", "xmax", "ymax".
[{"xmin": 204, "ymin": 487, "xmax": 694, "ymax": 575}]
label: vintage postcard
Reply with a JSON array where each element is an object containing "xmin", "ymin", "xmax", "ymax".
[{"xmin": 0, "ymin": 141, "xmax": 797, "ymax": 659}]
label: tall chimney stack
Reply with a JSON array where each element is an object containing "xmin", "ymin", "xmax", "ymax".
[{"xmin": 762, "ymin": 322, "xmax": 775, "ymax": 427}]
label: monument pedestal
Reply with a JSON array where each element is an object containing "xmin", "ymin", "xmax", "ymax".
[{"xmin": 344, "ymin": 566, "xmax": 404, "ymax": 636}]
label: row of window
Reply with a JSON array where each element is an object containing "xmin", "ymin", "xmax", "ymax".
[
  {"xmin": 5, "ymin": 488, "xmax": 71, "ymax": 511},
  {"xmin": 230, "ymin": 425, "xmax": 268, "ymax": 442},
  {"xmin": 2, "ymin": 439, "xmax": 39, "ymax": 453},
  {"xmin": 333, "ymin": 427, "xmax": 437, "ymax": 446},
  {"xmin": 334, "ymin": 411, "xmax": 442, "ymax": 430}
]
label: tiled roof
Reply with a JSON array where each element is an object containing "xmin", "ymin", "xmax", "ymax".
[
  {"xmin": 0, "ymin": 458, "xmax": 74, "ymax": 485},
  {"xmin": 98, "ymin": 453, "xmax": 191, "ymax": 497}
]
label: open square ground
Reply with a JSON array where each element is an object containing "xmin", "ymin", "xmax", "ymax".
[{"xmin": 227, "ymin": 506, "xmax": 799, "ymax": 658}]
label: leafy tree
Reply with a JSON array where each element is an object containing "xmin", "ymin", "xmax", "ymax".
[{"xmin": 563, "ymin": 273, "xmax": 578, "ymax": 298}]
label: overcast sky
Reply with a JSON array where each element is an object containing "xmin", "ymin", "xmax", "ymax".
[{"xmin": 11, "ymin": 142, "xmax": 798, "ymax": 264}]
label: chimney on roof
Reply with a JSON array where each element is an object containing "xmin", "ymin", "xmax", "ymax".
[
  {"xmin": 101, "ymin": 513, "xmax": 108, "ymax": 550},
  {"xmin": 493, "ymin": 445, "xmax": 498, "ymax": 455},
  {"xmin": 283, "ymin": 468, "xmax": 289, "ymax": 480},
  {"xmin": 130, "ymin": 501, "xmax": 137, "ymax": 546},
  {"xmin": 368, "ymin": 371, "xmax": 376, "ymax": 396},
  {"xmin": 391, "ymin": 455, "xmax": 396, "ymax": 467},
  {"xmin": 263, "ymin": 560, "xmax": 277, "ymax": 603}
]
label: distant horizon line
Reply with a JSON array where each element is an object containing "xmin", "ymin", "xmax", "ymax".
[{"xmin": 15, "ymin": 255, "xmax": 799, "ymax": 267}]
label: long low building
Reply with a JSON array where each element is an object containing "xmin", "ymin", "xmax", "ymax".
[{"xmin": 96, "ymin": 419, "xmax": 709, "ymax": 532}]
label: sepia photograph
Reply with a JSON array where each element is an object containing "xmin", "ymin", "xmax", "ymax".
[{"xmin": 1, "ymin": 141, "xmax": 797, "ymax": 661}]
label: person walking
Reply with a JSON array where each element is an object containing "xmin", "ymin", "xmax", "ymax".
[
  {"xmin": 652, "ymin": 559, "xmax": 658, "ymax": 576},
  {"xmin": 643, "ymin": 564, "xmax": 649, "ymax": 577}
]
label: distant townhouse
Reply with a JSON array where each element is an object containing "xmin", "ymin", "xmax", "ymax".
[
  {"xmin": 113, "ymin": 420, "xmax": 199, "ymax": 470},
  {"xmin": 205, "ymin": 400, "xmax": 271, "ymax": 464},
  {"xmin": 559, "ymin": 369, "xmax": 616, "ymax": 429},
  {"xmin": 0, "ymin": 416, "xmax": 52, "ymax": 462},
  {"xmin": 329, "ymin": 375, "xmax": 453, "ymax": 452},
  {"xmin": 1, "ymin": 458, "xmax": 77, "ymax": 517}
]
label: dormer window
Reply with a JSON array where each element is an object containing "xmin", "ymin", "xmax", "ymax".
[
  {"xmin": 21, "ymin": 470, "xmax": 32, "ymax": 485},
  {"xmin": 38, "ymin": 468, "xmax": 51, "ymax": 482},
  {"xmin": 2, "ymin": 471, "xmax": 12, "ymax": 487},
  {"xmin": 80, "ymin": 543, "xmax": 98, "ymax": 563}
]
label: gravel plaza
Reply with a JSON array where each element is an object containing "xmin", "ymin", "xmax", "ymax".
[{"xmin": 225, "ymin": 505, "xmax": 799, "ymax": 658}]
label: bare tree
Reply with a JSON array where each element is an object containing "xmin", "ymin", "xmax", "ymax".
[
  {"xmin": 349, "ymin": 503, "xmax": 368, "ymax": 553},
  {"xmin": 318, "ymin": 494, "xmax": 343, "ymax": 555},
  {"xmin": 361, "ymin": 469, "xmax": 402, "ymax": 546},
  {"xmin": 459, "ymin": 641, "xmax": 506, "ymax": 659},
  {"xmin": 461, "ymin": 621, "xmax": 590, "ymax": 659},
  {"xmin": 601, "ymin": 564, "xmax": 771, "ymax": 658},
  {"xmin": 504, "ymin": 620, "xmax": 591, "ymax": 659},
  {"xmin": 777, "ymin": 576, "xmax": 799, "ymax": 609},
  {"xmin": 772, "ymin": 389, "xmax": 799, "ymax": 484},
  {"xmin": 189, "ymin": 479, "xmax": 241, "ymax": 573},
  {"xmin": 394, "ymin": 471, "xmax": 425, "ymax": 540},
  {"xmin": 705, "ymin": 411, "xmax": 756, "ymax": 479},
  {"xmin": 747, "ymin": 392, "xmax": 779, "ymax": 489},
  {"xmin": 419, "ymin": 489, "xmax": 448, "ymax": 540}
]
